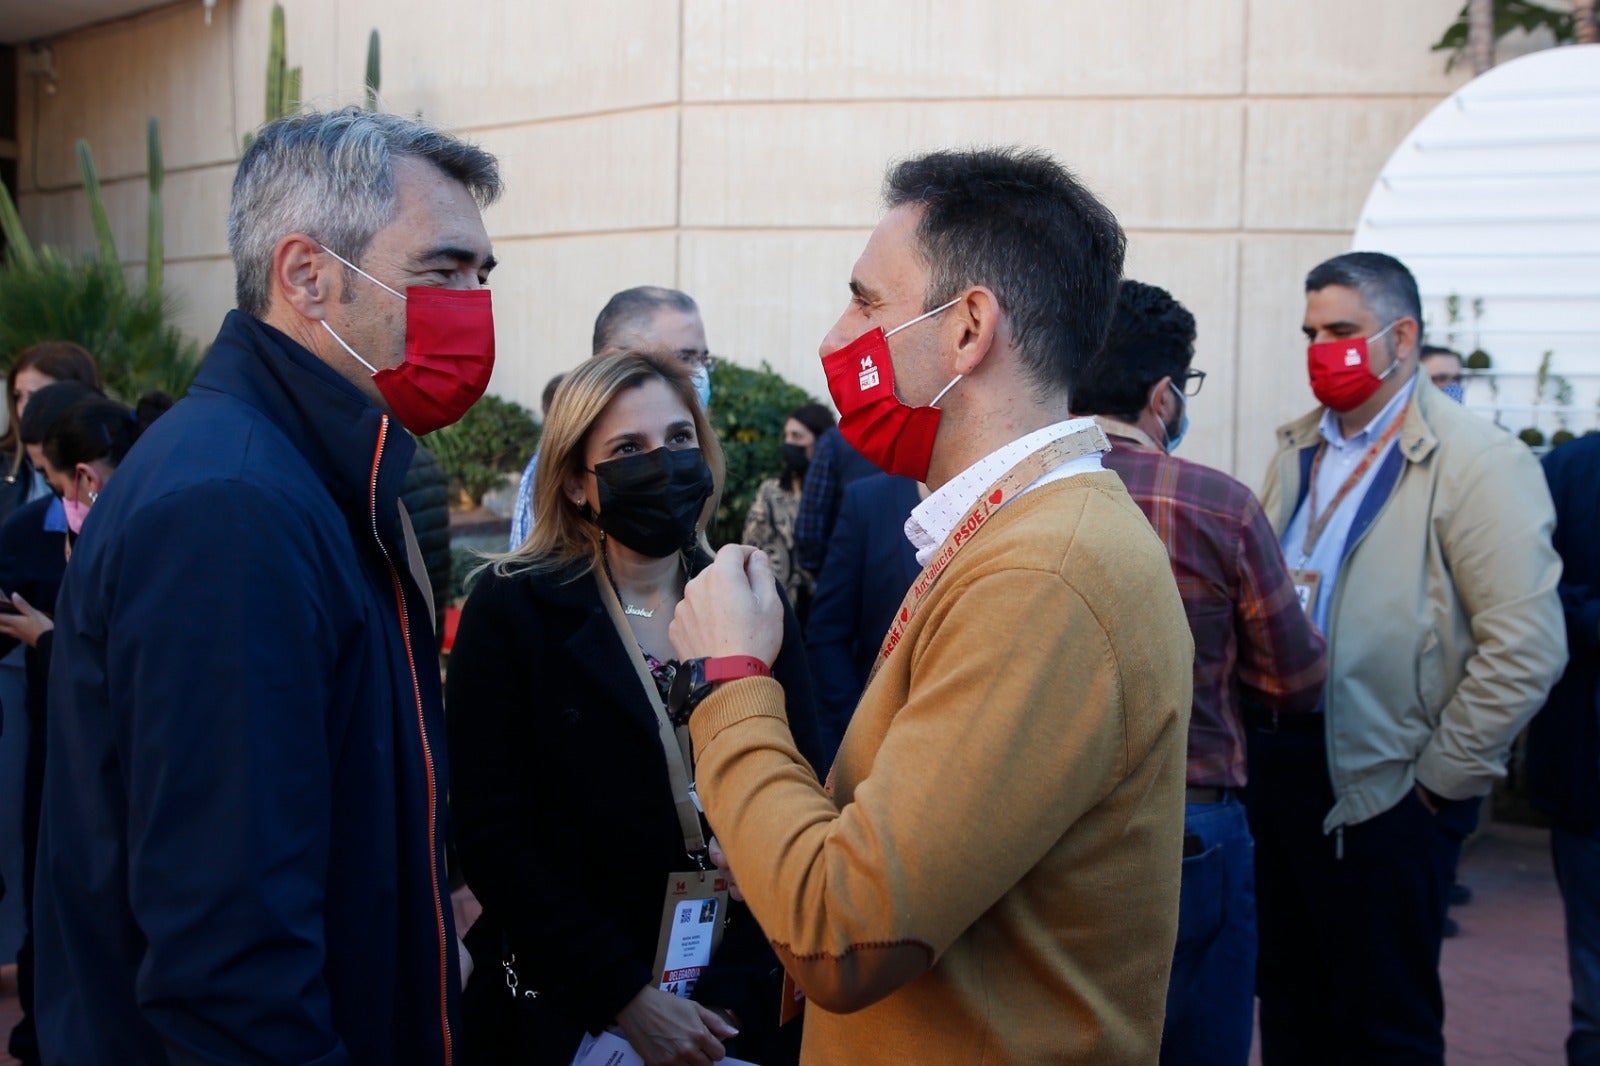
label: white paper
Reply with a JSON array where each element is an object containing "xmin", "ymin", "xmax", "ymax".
[{"xmin": 575, "ymin": 1030, "xmax": 757, "ymax": 1066}]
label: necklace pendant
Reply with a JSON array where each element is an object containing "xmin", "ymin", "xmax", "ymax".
[{"xmin": 623, "ymin": 603, "xmax": 655, "ymax": 619}]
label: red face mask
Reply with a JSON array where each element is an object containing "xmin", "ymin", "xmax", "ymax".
[
  {"xmin": 1307, "ymin": 320, "xmax": 1398, "ymax": 413},
  {"xmin": 821, "ymin": 298, "xmax": 960, "ymax": 481},
  {"xmin": 320, "ymin": 246, "xmax": 496, "ymax": 436}
]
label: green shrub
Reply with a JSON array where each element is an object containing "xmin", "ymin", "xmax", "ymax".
[
  {"xmin": 1517, "ymin": 426, "xmax": 1546, "ymax": 448},
  {"xmin": 0, "ymin": 251, "xmax": 200, "ymax": 401},
  {"xmin": 707, "ymin": 360, "xmax": 819, "ymax": 548},
  {"xmin": 424, "ymin": 393, "xmax": 540, "ymax": 506}
]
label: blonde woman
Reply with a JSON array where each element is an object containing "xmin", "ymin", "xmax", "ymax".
[{"xmin": 448, "ymin": 352, "xmax": 820, "ymax": 1066}]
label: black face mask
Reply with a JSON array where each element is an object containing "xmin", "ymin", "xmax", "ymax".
[
  {"xmin": 592, "ymin": 446, "xmax": 714, "ymax": 559},
  {"xmin": 781, "ymin": 442, "xmax": 810, "ymax": 478}
]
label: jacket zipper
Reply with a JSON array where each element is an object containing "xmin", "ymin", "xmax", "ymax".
[{"xmin": 369, "ymin": 415, "xmax": 454, "ymax": 1065}]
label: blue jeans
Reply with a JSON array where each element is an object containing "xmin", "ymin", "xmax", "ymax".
[
  {"xmin": 1554, "ymin": 826, "xmax": 1600, "ymax": 1066},
  {"xmin": 1161, "ymin": 794, "xmax": 1256, "ymax": 1066}
]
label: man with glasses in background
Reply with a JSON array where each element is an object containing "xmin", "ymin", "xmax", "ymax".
[
  {"xmin": 509, "ymin": 286, "xmax": 714, "ymax": 548},
  {"xmin": 1070, "ymin": 279, "xmax": 1327, "ymax": 1065}
]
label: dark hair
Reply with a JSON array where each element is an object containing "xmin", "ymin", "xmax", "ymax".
[
  {"xmin": 592, "ymin": 287, "xmax": 699, "ymax": 356},
  {"xmin": 883, "ymin": 147, "xmax": 1126, "ymax": 398},
  {"xmin": 788, "ymin": 402, "xmax": 835, "ymax": 440},
  {"xmin": 1068, "ymin": 280, "xmax": 1196, "ymax": 419},
  {"xmin": 5, "ymin": 341, "xmax": 104, "ymax": 472},
  {"xmin": 43, "ymin": 391, "xmax": 171, "ymax": 473},
  {"xmin": 1421, "ymin": 345, "xmax": 1462, "ymax": 364},
  {"xmin": 780, "ymin": 403, "xmax": 837, "ymax": 490},
  {"xmin": 19, "ymin": 381, "xmax": 101, "ymax": 445},
  {"xmin": 1305, "ymin": 252, "xmax": 1423, "ymax": 340}
]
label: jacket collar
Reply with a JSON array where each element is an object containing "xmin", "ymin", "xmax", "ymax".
[
  {"xmin": 1275, "ymin": 372, "xmax": 1441, "ymax": 467},
  {"xmin": 1090, "ymin": 414, "xmax": 1161, "ymax": 452},
  {"xmin": 190, "ymin": 310, "xmax": 416, "ymax": 521}
]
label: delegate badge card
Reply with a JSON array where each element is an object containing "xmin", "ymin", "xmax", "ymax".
[
  {"xmin": 651, "ymin": 869, "xmax": 729, "ymax": 999},
  {"xmin": 1287, "ymin": 568, "xmax": 1322, "ymax": 620}
]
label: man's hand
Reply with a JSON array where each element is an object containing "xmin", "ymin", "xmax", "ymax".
[
  {"xmin": 708, "ymin": 837, "xmax": 744, "ymax": 903},
  {"xmin": 0, "ymin": 592, "xmax": 53, "ymax": 649},
  {"xmin": 670, "ymin": 545, "xmax": 782, "ymax": 666},
  {"xmin": 616, "ymin": 984, "xmax": 737, "ymax": 1066}
]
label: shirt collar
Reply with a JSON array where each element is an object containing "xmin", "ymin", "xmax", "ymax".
[
  {"xmin": 904, "ymin": 417, "xmax": 1101, "ymax": 562},
  {"xmin": 1318, "ymin": 375, "xmax": 1417, "ymax": 451}
]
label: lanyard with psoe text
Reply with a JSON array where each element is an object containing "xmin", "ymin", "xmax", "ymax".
[
  {"xmin": 1299, "ymin": 401, "xmax": 1409, "ymax": 562},
  {"xmin": 865, "ymin": 424, "xmax": 1111, "ymax": 688}
]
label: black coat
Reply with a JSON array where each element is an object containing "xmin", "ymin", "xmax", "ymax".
[
  {"xmin": 447, "ymin": 560, "xmax": 822, "ymax": 1064},
  {"xmin": 1527, "ymin": 433, "xmax": 1600, "ymax": 833}
]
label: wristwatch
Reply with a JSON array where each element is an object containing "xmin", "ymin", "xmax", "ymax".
[{"xmin": 667, "ymin": 655, "xmax": 771, "ymax": 726}]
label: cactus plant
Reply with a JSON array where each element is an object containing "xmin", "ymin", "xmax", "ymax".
[
  {"xmin": 243, "ymin": 3, "xmax": 302, "ymax": 152},
  {"xmin": 0, "ymin": 182, "xmax": 38, "ymax": 271},
  {"xmin": 365, "ymin": 30, "xmax": 381, "ymax": 111},
  {"xmin": 76, "ymin": 140, "xmax": 121, "ymax": 277},
  {"xmin": 146, "ymin": 117, "xmax": 164, "ymax": 293}
]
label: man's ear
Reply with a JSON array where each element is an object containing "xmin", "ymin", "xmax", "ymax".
[
  {"xmin": 951, "ymin": 286, "xmax": 1002, "ymax": 377},
  {"xmin": 1393, "ymin": 317, "xmax": 1422, "ymax": 362},
  {"xmin": 272, "ymin": 234, "xmax": 339, "ymax": 321},
  {"xmin": 1148, "ymin": 375, "xmax": 1177, "ymax": 420}
]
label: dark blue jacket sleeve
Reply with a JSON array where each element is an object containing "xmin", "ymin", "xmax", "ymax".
[
  {"xmin": 794, "ymin": 431, "xmax": 840, "ymax": 575},
  {"xmin": 103, "ymin": 482, "xmax": 352, "ymax": 1065},
  {"xmin": 804, "ymin": 484, "xmax": 871, "ymax": 762}
]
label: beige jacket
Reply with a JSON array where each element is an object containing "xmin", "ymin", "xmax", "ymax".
[
  {"xmin": 1260, "ymin": 375, "xmax": 1567, "ymax": 832},
  {"xmin": 691, "ymin": 472, "xmax": 1192, "ymax": 1065}
]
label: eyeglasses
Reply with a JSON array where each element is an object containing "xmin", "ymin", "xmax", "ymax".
[
  {"xmin": 677, "ymin": 349, "xmax": 716, "ymax": 371},
  {"xmin": 1176, "ymin": 369, "xmax": 1206, "ymax": 397}
]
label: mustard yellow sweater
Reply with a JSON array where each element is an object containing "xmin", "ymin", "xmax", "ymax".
[{"xmin": 690, "ymin": 471, "xmax": 1193, "ymax": 1065}]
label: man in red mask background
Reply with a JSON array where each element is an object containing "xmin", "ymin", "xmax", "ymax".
[
  {"xmin": 1250, "ymin": 251, "xmax": 1566, "ymax": 1065},
  {"xmin": 666, "ymin": 147, "xmax": 1195, "ymax": 1064},
  {"xmin": 35, "ymin": 108, "xmax": 500, "ymax": 1065}
]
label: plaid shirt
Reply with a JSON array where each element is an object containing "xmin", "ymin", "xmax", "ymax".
[{"xmin": 1098, "ymin": 419, "xmax": 1327, "ymax": 787}]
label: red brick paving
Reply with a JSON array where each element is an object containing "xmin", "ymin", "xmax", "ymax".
[{"xmin": 0, "ymin": 822, "xmax": 1571, "ymax": 1064}]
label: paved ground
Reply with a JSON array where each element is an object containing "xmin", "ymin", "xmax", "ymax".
[{"xmin": 0, "ymin": 820, "xmax": 1572, "ymax": 1064}]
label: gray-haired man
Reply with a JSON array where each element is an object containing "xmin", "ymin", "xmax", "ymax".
[{"xmin": 35, "ymin": 108, "xmax": 499, "ymax": 1064}]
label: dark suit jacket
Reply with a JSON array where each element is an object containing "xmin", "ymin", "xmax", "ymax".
[
  {"xmin": 447, "ymin": 558, "xmax": 821, "ymax": 1064},
  {"xmin": 804, "ymin": 474, "xmax": 923, "ymax": 762}
]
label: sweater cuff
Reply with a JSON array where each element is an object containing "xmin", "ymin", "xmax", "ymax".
[{"xmin": 688, "ymin": 676, "xmax": 789, "ymax": 753}]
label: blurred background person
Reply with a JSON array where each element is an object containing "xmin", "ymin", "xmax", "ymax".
[
  {"xmin": 741, "ymin": 402, "xmax": 835, "ymax": 622},
  {"xmin": 1, "ymin": 388, "xmax": 169, "ymax": 1066},
  {"xmin": 508, "ymin": 372, "xmax": 569, "ymax": 550},
  {"xmin": 792, "ymin": 423, "xmax": 881, "ymax": 582},
  {"xmin": 448, "ymin": 352, "xmax": 822, "ymax": 1066},
  {"xmin": 1, "ymin": 343, "xmax": 103, "ymax": 527},
  {"xmin": 1526, "ymin": 429, "xmax": 1600, "ymax": 1066},
  {"xmin": 1420, "ymin": 345, "xmax": 1466, "ymax": 404},
  {"xmin": 803, "ymin": 471, "xmax": 922, "ymax": 763}
]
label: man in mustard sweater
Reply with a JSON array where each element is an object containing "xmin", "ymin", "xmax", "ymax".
[{"xmin": 669, "ymin": 148, "xmax": 1194, "ymax": 1065}]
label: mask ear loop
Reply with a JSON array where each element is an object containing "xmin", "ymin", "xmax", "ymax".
[
  {"xmin": 320, "ymin": 321, "xmax": 381, "ymax": 374},
  {"xmin": 887, "ymin": 296, "xmax": 966, "ymax": 407},
  {"xmin": 1369, "ymin": 319, "xmax": 1406, "ymax": 382}
]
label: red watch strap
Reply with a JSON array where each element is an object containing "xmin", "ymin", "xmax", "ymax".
[{"xmin": 702, "ymin": 655, "xmax": 772, "ymax": 685}]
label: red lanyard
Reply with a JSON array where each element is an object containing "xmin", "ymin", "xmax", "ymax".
[
  {"xmin": 865, "ymin": 425, "xmax": 1110, "ymax": 687},
  {"xmin": 1302, "ymin": 401, "xmax": 1408, "ymax": 557}
]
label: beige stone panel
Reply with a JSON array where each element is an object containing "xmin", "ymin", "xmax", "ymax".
[
  {"xmin": 677, "ymin": 229, "xmax": 874, "ymax": 402},
  {"xmin": 1121, "ymin": 233, "xmax": 1241, "ymax": 475},
  {"xmin": 23, "ymin": 3, "xmax": 239, "ymax": 191},
  {"xmin": 1247, "ymin": 0, "xmax": 1470, "ymax": 96},
  {"xmin": 681, "ymin": 100, "xmax": 1244, "ymax": 231},
  {"xmin": 18, "ymin": 163, "xmax": 234, "ymax": 267},
  {"xmin": 333, "ymin": 0, "xmax": 678, "ymax": 130},
  {"xmin": 233, "ymin": 0, "xmax": 346, "ymax": 145},
  {"xmin": 683, "ymin": 0, "xmax": 1246, "ymax": 100},
  {"xmin": 162, "ymin": 258, "xmax": 240, "ymax": 351},
  {"xmin": 1243, "ymin": 98, "xmax": 1439, "ymax": 233},
  {"xmin": 1235, "ymin": 234, "xmax": 1353, "ymax": 487},
  {"xmin": 473, "ymin": 111, "xmax": 678, "ymax": 239},
  {"xmin": 478, "ymin": 233, "xmax": 680, "ymax": 412}
]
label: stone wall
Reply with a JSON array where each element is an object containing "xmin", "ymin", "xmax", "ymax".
[{"xmin": 15, "ymin": 0, "xmax": 1473, "ymax": 478}]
